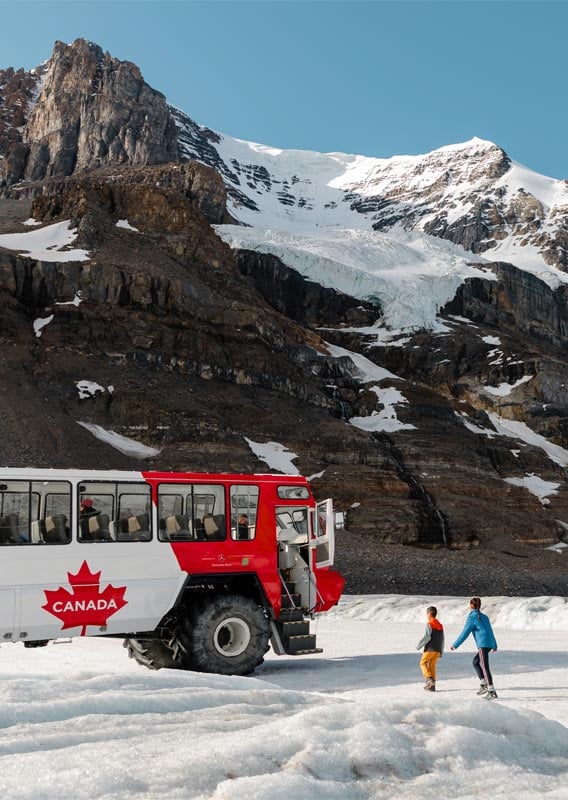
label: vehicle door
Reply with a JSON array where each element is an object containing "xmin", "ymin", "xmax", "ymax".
[{"xmin": 312, "ymin": 498, "xmax": 335, "ymax": 568}]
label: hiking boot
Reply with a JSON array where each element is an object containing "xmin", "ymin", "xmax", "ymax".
[
  {"xmin": 476, "ymin": 683, "xmax": 488, "ymax": 695},
  {"xmin": 424, "ymin": 679, "xmax": 435, "ymax": 692},
  {"xmin": 485, "ymin": 689, "xmax": 498, "ymax": 700}
]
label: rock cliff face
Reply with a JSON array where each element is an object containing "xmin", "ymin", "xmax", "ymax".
[
  {"xmin": 235, "ymin": 250, "xmax": 379, "ymax": 328},
  {"xmin": 0, "ymin": 64, "xmax": 46, "ymax": 159},
  {"xmin": 445, "ymin": 263, "xmax": 568, "ymax": 350},
  {"xmin": 1, "ymin": 39, "xmax": 568, "ymax": 595},
  {"xmin": 1, "ymin": 39, "xmax": 178, "ymax": 185},
  {"xmin": 8, "ymin": 161, "xmax": 233, "ymax": 227}
]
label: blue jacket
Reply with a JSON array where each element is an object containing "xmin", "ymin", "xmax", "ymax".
[{"xmin": 452, "ymin": 610, "xmax": 497, "ymax": 650}]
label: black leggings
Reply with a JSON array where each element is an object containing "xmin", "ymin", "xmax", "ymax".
[{"xmin": 473, "ymin": 648, "xmax": 494, "ymax": 685}]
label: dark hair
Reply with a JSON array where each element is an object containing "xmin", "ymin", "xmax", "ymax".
[
  {"xmin": 426, "ymin": 606, "xmax": 437, "ymax": 617},
  {"xmin": 470, "ymin": 596, "xmax": 481, "ymax": 619}
]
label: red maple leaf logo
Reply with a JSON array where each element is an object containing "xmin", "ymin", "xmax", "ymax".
[{"xmin": 42, "ymin": 561, "xmax": 128, "ymax": 636}]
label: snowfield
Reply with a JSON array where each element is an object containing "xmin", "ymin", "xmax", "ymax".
[
  {"xmin": 2, "ymin": 594, "xmax": 568, "ymax": 799},
  {"xmin": 215, "ymin": 224, "xmax": 494, "ymax": 330},
  {"xmin": 188, "ymin": 127, "xmax": 568, "ymax": 333}
]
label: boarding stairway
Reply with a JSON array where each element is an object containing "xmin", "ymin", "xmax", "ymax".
[{"xmin": 271, "ymin": 574, "xmax": 322, "ymax": 656}]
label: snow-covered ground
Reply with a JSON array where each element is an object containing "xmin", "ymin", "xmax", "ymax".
[{"xmin": 2, "ymin": 594, "xmax": 568, "ymax": 799}]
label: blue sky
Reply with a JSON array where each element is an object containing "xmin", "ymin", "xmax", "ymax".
[{"xmin": 1, "ymin": 0, "xmax": 566, "ymax": 179}]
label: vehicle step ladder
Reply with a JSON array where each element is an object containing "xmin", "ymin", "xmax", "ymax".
[{"xmin": 273, "ymin": 572, "xmax": 323, "ymax": 656}]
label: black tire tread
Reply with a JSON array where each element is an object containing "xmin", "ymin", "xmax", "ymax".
[
  {"xmin": 123, "ymin": 637, "xmax": 179, "ymax": 670},
  {"xmin": 177, "ymin": 594, "xmax": 270, "ymax": 676}
]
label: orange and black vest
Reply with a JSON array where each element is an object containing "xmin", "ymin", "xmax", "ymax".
[{"xmin": 425, "ymin": 618, "xmax": 444, "ymax": 653}]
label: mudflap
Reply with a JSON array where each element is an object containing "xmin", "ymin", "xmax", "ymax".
[{"xmin": 313, "ymin": 568, "xmax": 345, "ymax": 612}]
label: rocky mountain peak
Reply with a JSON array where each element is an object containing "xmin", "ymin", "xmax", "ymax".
[
  {"xmin": 1, "ymin": 38, "xmax": 178, "ymax": 186},
  {"xmin": 359, "ymin": 137, "xmax": 511, "ymax": 195}
]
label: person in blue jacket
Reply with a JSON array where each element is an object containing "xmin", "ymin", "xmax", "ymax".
[{"xmin": 451, "ymin": 597, "xmax": 498, "ymax": 699}]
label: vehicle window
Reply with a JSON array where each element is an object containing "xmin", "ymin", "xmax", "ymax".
[
  {"xmin": 230, "ymin": 485, "xmax": 259, "ymax": 541},
  {"xmin": 0, "ymin": 480, "xmax": 70, "ymax": 545},
  {"xmin": 38, "ymin": 482, "xmax": 71, "ymax": 544},
  {"xmin": 160, "ymin": 493, "xmax": 183, "ymax": 518},
  {"xmin": 45, "ymin": 493, "xmax": 71, "ymax": 517},
  {"xmin": 276, "ymin": 505, "xmax": 309, "ymax": 544},
  {"xmin": 277, "ymin": 485, "xmax": 310, "ymax": 500},
  {"xmin": 0, "ymin": 486, "xmax": 40, "ymax": 541},
  {"xmin": 158, "ymin": 483, "xmax": 226, "ymax": 542},
  {"xmin": 117, "ymin": 486, "xmax": 151, "ymax": 542},
  {"xmin": 158, "ymin": 486, "xmax": 191, "ymax": 541},
  {"xmin": 78, "ymin": 481, "xmax": 151, "ymax": 542},
  {"xmin": 193, "ymin": 493, "xmax": 216, "ymax": 519}
]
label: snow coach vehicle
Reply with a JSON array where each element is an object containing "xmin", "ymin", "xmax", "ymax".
[{"xmin": 0, "ymin": 468, "xmax": 344, "ymax": 675}]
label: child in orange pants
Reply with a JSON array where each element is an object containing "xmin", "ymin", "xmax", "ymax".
[{"xmin": 416, "ymin": 606, "xmax": 444, "ymax": 691}]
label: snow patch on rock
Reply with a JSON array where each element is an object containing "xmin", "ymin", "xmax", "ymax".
[
  {"xmin": 33, "ymin": 315, "xmax": 54, "ymax": 338},
  {"xmin": 351, "ymin": 386, "xmax": 416, "ymax": 434},
  {"xmin": 503, "ymin": 474, "xmax": 561, "ymax": 505},
  {"xmin": 77, "ymin": 422, "xmax": 160, "ymax": 458},
  {"xmin": 244, "ymin": 437, "xmax": 300, "ymax": 474},
  {"xmin": 0, "ymin": 220, "xmax": 90, "ymax": 262}
]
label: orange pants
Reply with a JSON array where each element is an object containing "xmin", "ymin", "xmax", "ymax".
[{"xmin": 420, "ymin": 651, "xmax": 441, "ymax": 681}]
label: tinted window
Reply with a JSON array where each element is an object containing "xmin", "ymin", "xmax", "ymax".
[
  {"xmin": 79, "ymin": 481, "xmax": 151, "ymax": 542},
  {"xmin": 158, "ymin": 483, "xmax": 225, "ymax": 542},
  {"xmin": 0, "ymin": 480, "xmax": 70, "ymax": 545},
  {"xmin": 277, "ymin": 486, "xmax": 310, "ymax": 500},
  {"xmin": 230, "ymin": 485, "xmax": 259, "ymax": 541},
  {"xmin": 276, "ymin": 506, "xmax": 309, "ymax": 544}
]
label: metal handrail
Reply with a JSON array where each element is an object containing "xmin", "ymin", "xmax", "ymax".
[{"xmin": 279, "ymin": 568, "xmax": 298, "ymax": 608}]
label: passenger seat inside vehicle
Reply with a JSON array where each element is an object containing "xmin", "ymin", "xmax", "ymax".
[
  {"xmin": 161, "ymin": 514, "xmax": 192, "ymax": 540},
  {"xmin": 0, "ymin": 513, "xmax": 19, "ymax": 544},
  {"xmin": 117, "ymin": 513, "xmax": 151, "ymax": 541},
  {"xmin": 80, "ymin": 513, "xmax": 111, "ymax": 541},
  {"xmin": 203, "ymin": 513, "xmax": 225, "ymax": 540},
  {"xmin": 43, "ymin": 514, "xmax": 69, "ymax": 543}
]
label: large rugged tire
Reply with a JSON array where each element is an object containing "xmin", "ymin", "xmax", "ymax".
[
  {"xmin": 178, "ymin": 595, "xmax": 271, "ymax": 676},
  {"xmin": 123, "ymin": 638, "xmax": 180, "ymax": 670}
]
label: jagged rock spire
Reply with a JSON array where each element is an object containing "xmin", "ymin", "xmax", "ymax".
[{"xmin": 1, "ymin": 38, "xmax": 179, "ymax": 185}]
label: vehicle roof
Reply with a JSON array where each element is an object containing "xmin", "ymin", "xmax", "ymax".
[{"xmin": 0, "ymin": 467, "xmax": 310, "ymax": 484}]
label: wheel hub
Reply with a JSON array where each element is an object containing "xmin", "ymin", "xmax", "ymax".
[{"xmin": 213, "ymin": 617, "xmax": 251, "ymax": 657}]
